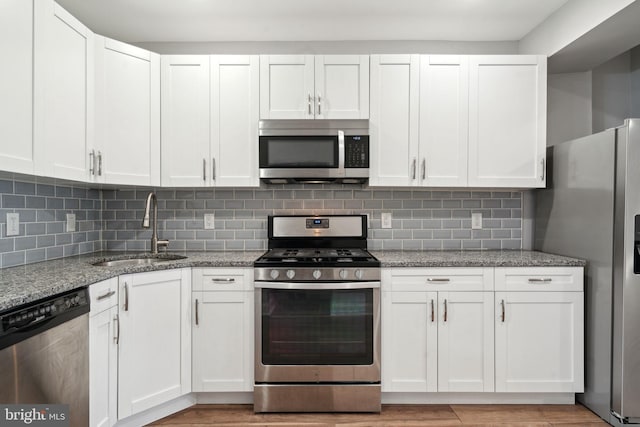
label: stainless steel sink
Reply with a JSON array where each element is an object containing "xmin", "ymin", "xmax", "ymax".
[{"xmin": 92, "ymin": 255, "xmax": 187, "ymax": 267}]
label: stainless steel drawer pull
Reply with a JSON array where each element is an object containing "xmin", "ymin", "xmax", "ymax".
[
  {"xmin": 427, "ymin": 278, "xmax": 450, "ymax": 283},
  {"xmin": 317, "ymin": 93, "xmax": 322, "ymax": 115},
  {"xmin": 114, "ymin": 314, "xmax": 120, "ymax": 344},
  {"xmin": 411, "ymin": 158, "xmax": 417, "ymax": 180},
  {"xmin": 97, "ymin": 151, "xmax": 103, "ymax": 176},
  {"xmin": 124, "ymin": 283, "xmax": 129, "ymax": 311},
  {"xmin": 430, "ymin": 299, "xmax": 435, "ymax": 323},
  {"xmin": 501, "ymin": 299, "xmax": 505, "ymax": 323},
  {"xmin": 211, "ymin": 278, "xmax": 235, "ymax": 283},
  {"xmin": 202, "ymin": 158, "xmax": 206, "ymax": 181},
  {"xmin": 528, "ymin": 278, "xmax": 552, "ymax": 283},
  {"xmin": 308, "ymin": 93, "xmax": 312, "ymax": 115},
  {"xmin": 421, "ymin": 158, "xmax": 426, "ymax": 180},
  {"xmin": 195, "ymin": 299, "xmax": 199, "ymax": 326},
  {"xmin": 89, "ymin": 150, "xmax": 95, "ymax": 175},
  {"xmin": 97, "ymin": 290, "xmax": 116, "ymax": 301},
  {"xmin": 443, "ymin": 299, "xmax": 448, "ymax": 322}
]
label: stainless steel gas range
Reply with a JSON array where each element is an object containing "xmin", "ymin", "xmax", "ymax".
[{"xmin": 253, "ymin": 215, "xmax": 381, "ymax": 413}]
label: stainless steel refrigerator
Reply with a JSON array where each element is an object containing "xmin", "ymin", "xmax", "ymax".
[{"xmin": 535, "ymin": 118, "xmax": 640, "ymax": 425}]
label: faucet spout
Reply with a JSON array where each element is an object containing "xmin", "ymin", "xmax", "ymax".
[{"xmin": 141, "ymin": 192, "xmax": 169, "ymax": 254}]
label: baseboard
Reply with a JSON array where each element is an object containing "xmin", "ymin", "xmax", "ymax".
[
  {"xmin": 196, "ymin": 392, "xmax": 254, "ymax": 404},
  {"xmin": 382, "ymin": 392, "xmax": 576, "ymax": 405},
  {"xmin": 114, "ymin": 394, "xmax": 196, "ymax": 427}
]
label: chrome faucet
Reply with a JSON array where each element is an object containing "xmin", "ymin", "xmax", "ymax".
[{"xmin": 142, "ymin": 192, "xmax": 169, "ymax": 254}]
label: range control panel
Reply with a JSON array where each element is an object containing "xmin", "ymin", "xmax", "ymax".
[{"xmin": 344, "ymin": 136, "xmax": 369, "ymax": 168}]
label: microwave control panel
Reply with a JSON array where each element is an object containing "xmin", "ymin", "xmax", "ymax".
[{"xmin": 344, "ymin": 136, "xmax": 370, "ymax": 168}]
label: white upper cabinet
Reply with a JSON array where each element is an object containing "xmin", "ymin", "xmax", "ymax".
[
  {"xmin": 369, "ymin": 54, "xmax": 419, "ymax": 187},
  {"xmin": 468, "ymin": 55, "xmax": 547, "ymax": 187},
  {"xmin": 161, "ymin": 55, "xmax": 259, "ymax": 187},
  {"xmin": 260, "ymin": 55, "xmax": 369, "ymax": 120},
  {"xmin": 419, "ymin": 56, "xmax": 469, "ymax": 187},
  {"xmin": 94, "ymin": 36, "xmax": 160, "ymax": 186},
  {"xmin": 161, "ymin": 55, "xmax": 211, "ymax": 187},
  {"xmin": 0, "ymin": 0, "xmax": 34, "ymax": 175},
  {"xmin": 211, "ymin": 55, "xmax": 259, "ymax": 187},
  {"xmin": 34, "ymin": 0, "xmax": 94, "ymax": 181}
]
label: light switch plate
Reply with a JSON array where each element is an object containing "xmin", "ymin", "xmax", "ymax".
[
  {"xmin": 204, "ymin": 214, "xmax": 215, "ymax": 229},
  {"xmin": 471, "ymin": 212, "xmax": 482, "ymax": 230},
  {"xmin": 66, "ymin": 213, "xmax": 76, "ymax": 232},
  {"xmin": 381, "ymin": 212, "xmax": 392, "ymax": 229},
  {"xmin": 6, "ymin": 213, "xmax": 19, "ymax": 236}
]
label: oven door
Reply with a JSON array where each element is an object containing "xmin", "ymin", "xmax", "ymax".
[{"xmin": 255, "ymin": 282, "xmax": 380, "ymax": 383}]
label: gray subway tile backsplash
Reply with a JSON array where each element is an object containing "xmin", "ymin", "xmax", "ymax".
[{"xmin": 0, "ymin": 179, "xmax": 524, "ymax": 268}]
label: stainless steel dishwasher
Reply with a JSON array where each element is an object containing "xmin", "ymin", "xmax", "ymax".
[{"xmin": 0, "ymin": 287, "xmax": 89, "ymax": 427}]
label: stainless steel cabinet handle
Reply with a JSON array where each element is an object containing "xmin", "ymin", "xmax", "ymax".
[
  {"xmin": 212, "ymin": 158, "xmax": 216, "ymax": 180},
  {"xmin": 195, "ymin": 299, "xmax": 199, "ymax": 326},
  {"xmin": 202, "ymin": 158, "xmax": 206, "ymax": 181},
  {"xmin": 317, "ymin": 93, "xmax": 322, "ymax": 115},
  {"xmin": 427, "ymin": 278, "xmax": 450, "ymax": 283},
  {"xmin": 443, "ymin": 299, "xmax": 448, "ymax": 322},
  {"xmin": 123, "ymin": 283, "xmax": 129, "ymax": 311},
  {"xmin": 211, "ymin": 278, "xmax": 235, "ymax": 283},
  {"xmin": 97, "ymin": 290, "xmax": 115, "ymax": 301},
  {"xmin": 421, "ymin": 158, "xmax": 426, "ymax": 180},
  {"xmin": 541, "ymin": 158, "xmax": 545, "ymax": 181},
  {"xmin": 89, "ymin": 150, "xmax": 95, "ymax": 175},
  {"xmin": 528, "ymin": 278, "xmax": 552, "ymax": 283},
  {"xmin": 308, "ymin": 93, "xmax": 312, "ymax": 115},
  {"xmin": 113, "ymin": 314, "xmax": 119, "ymax": 344},
  {"xmin": 501, "ymin": 299, "xmax": 505, "ymax": 323},
  {"xmin": 97, "ymin": 151, "xmax": 103, "ymax": 176},
  {"xmin": 430, "ymin": 299, "xmax": 435, "ymax": 323},
  {"xmin": 411, "ymin": 158, "xmax": 417, "ymax": 180}
]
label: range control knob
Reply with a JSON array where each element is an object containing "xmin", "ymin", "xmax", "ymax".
[
  {"xmin": 339, "ymin": 269, "xmax": 348, "ymax": 279},
  {"xmin": 355, "ymin": 269, "xmax": 364, "ymax": 280},
  {"xmin": 269, "ymin": 270, "xmax": 280, "ymax": 280},
  {"xmin": 286, "ymin": 269, "xmax": 296, "ymax": 279},
  {"xmin": 313, "ymin": 270, "xmax": 322, "ymax": 280}
]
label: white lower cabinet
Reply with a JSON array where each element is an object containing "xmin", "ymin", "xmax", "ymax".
[
  {"xmin": 192, "ymin": 268, "xmax": 254, "ymax": 392},
  {"xmin": 382, "ymin": 266, "xmax": 584, "ymax": 395},
  {"xmin": 494, "ymin": 267, "xmax": 584, "ymax": 393},
  {"xmin": 118, "ymin": 269, "xmax": 191, "ymax": 419},
  {"xmin": 89, "ymin": 278, "xmax": 119, "ymax": 427},
  {"xmin": 382, "ymin": 268, "xmax": 494, "ymax": 392}
]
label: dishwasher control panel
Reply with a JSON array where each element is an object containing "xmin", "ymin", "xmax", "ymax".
[{"xmin": 1, "ymin": 288, "xmax": 89, "ymax": 337}]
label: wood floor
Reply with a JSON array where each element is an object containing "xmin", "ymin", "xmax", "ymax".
[{"xmin": 148, "ymin": 404, "xmax": 609, "ymax": 426}]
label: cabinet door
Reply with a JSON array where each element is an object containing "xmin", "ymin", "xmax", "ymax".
[
  {"xmin": 0, "ymin": 0, "xmax": 34, "ymax": 174},
  {"xmin": 382, "ymin": 291, "xmax": 437, "ymax": 392},
  {"xmin": 260, "ymin": 55, "xmax": 314, "ymax": 119},
  {"xmin": 192, "ymin": 291, "xmax": 253, "ymax": 391},
  {"xmin": 314, "ymin": 55, "xmax": 369, "ymax": 119},
  {"xmin": 118, "ymin": 269, "xmax": 191, "ymax": 418},
  {"xmin": 495, "ymin": 292, "xmax": 584, "ymax": 392},
  {"xmin": 438, "ymin": 292, "xmax": 494, "ymax": 392},
  {"xmin": 211, "ymin": 55, "xmax": 259, "ymax": 187},
  {"xmin": 161, "ymin": 56, "xmax": 210, "ymax": 186},
  {"xmin": 419, "ymin": 56, "xmax": 468, "ymax": 187},
  {"xmin": 90, "ymin": 305, "xmax": 118, "ymax": 427},
  {"xmin": 468, "ymin": 55, "xmax": 546, "ymax": 188},
  {"xmin": 94, "ymin": 36, "xmax": 160, "ymax": 186},
  {"xmin": 369, "ymin": 55, "xmax": 419, "ymax": 186},
  {"xmin": 34, "ymin": 0, "xmax": 94, "ymax": 181}
]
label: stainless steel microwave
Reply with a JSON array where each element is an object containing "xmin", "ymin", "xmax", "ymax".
[{"xmin": 259, "ymin": 120, "xmax": 369, "ymax": 184}]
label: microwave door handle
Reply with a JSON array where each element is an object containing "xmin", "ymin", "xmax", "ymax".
[{"xmin": 338, "ymin": 130, "xmax": 345, "ymax": 170}]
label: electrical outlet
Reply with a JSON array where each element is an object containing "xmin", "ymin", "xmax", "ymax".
[
  {"xmin": 66, "ymin": 213, "xmax": 76, "ymax": 232},
  {"xmin": 381, "ymin": 212, "xmax": 392, "ymax": 229},
  {"xmin": 6, "ymin": 213, "xmax": 19, "ymax": 236},
  {"xmin": 204, "ymin": 214, "xmax": 215, "ymax": 230},
  {"xmin": 471, "ymin": 212, "xmax": 482, "ymax": 230}
]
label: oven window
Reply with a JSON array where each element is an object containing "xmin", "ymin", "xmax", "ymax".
[
  {"xmin": 259, "ymin": 136, "xmax": 338, "ymax": 168},
  {"xmin": 261, "ymin": 288, "xmax": 373, "ymax": 365}
]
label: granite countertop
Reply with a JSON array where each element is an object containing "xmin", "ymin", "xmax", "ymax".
[
  {"xmin": 371, "ymin": 250, "xmax": 586, "ymax": 268},
  {"xmin": 0, "ymin": 249, "xmax": 585, "ymax": 313}
]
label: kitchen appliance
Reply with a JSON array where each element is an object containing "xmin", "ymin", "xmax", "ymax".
[
  {"xmin": 535, "ymin": 118, "xmax": 640, "ymax": 425},
  {"xmin": 254, "ymin": 214, "xmax": 381, "ymax": 412},
  {"xmin": 0, "ymin": 288, "xmax": 90, "ymax": 427},
  {"xmin": 259, "ymin": 120, "xmax": 369, "ymax": 184}
]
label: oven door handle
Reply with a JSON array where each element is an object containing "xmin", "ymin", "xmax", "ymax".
[{"xmin": 254, "ymin": 281, "xmax": 380, "ymax": 290}]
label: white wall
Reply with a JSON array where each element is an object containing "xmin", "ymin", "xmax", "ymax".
[{"xmin": 547, "ymin": 72, "xmax": 592, "ymax": 146}]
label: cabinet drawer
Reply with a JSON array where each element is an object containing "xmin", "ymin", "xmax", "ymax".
[
  {"xmin": 495, "ymin": 267, "xmax": 583, "ymax": 292},
  {"xmin": 385, "ymin": 268, "xmax": 493, "ymax": 291},
  {"xmin": 89, "ymin": 278, "xmax": 119, "ymax": 314},
  {"xmin": 192, "ymin": 268, "xmax": 252, "ymax": 291}
]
